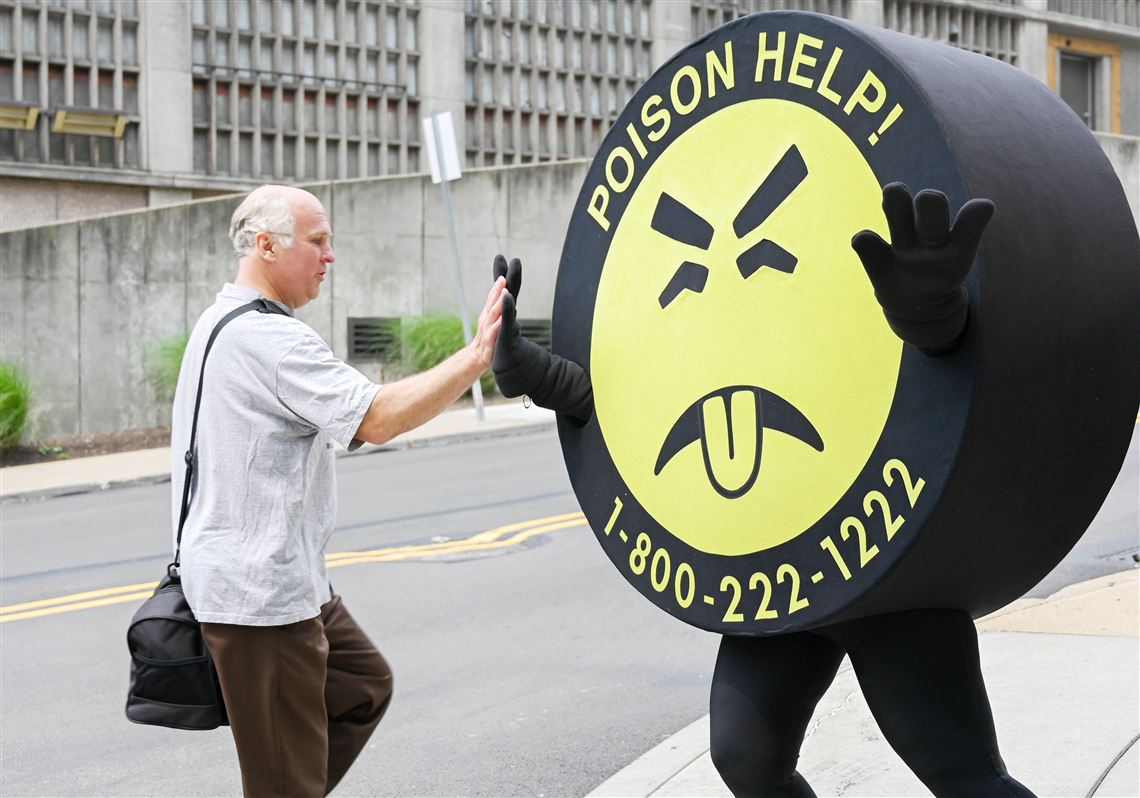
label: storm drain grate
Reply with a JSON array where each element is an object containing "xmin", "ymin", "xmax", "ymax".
[
  {"xmin": 519, "ymin": 319, "xmax": 552, "ymax": 350},
  {"xmin": 348, "ymin": 317, "xmax": 400, "ymax": 362}
]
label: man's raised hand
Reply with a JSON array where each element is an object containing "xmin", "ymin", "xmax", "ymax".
[{"xmin": 471, "ymin": 270, "xmax": 507, "ymax": 369}]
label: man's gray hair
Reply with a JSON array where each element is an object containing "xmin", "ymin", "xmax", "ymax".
[{"xmin": 229, "ymin": 191, "xmax": 296, "ymax": 256}]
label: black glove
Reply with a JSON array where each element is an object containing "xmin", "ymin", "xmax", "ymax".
[
  {"xmin": 851, "ymin": 183, "xmax": 994, "ymax": 354},
  {"xmin": 491, "ymin": 255, "xmax": 593, "ymax": 423}
]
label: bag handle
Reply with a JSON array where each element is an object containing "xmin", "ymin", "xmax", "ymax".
[{"xmin": 170, "ymin": 298, "xmax": 290, "ymax": 574}]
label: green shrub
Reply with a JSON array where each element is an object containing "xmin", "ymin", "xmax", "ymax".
[
  {"xmin": 0, "ymin": 360, "xmax": 32, "ymax": 450},
  {"xmin": 382, "ymin": 314, "xmax": 496, "ymax": 397},
  {"xmin": 145, "ymin": 333, "xmax": 190, "ymax": 404}
]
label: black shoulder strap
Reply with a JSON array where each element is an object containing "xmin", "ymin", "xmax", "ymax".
[{"xmin": 171, "ymin": 298, "xmax": 290, "ymax": 573}]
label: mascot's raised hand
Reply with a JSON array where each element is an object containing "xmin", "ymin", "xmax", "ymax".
[
  {"xmin": 852, "ymin": 183, "xmax": 994, "ymax": 353},
  {"xmin": 491, "ymin": 254, "xmax": 593, "ymax": 422}
]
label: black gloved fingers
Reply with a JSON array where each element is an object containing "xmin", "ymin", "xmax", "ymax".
[
  {"xmin": 507, "ymin": 257, "xmax": 522, "ymax": 299},
  {"xmin": 500, "ymin": 291, "xmax": 519, "ymax": 341},
  {"xmin": 950, "ymin": 198, "xmax": 996, "ymax": 260},
  {"xmin": 493, "ymin": 254, "xmax": 508, "ymax": 283},
  {"xmin": 492, "ymin": 291, "xmax": 521, "ymax": 376},
  {"xmin": 882, "ymin": 182, "xmax": 916, "ymax": 245},
  {"xmin": 914, "ymin": 189, "xmax": 950, "ymax": 243},
  {"xmin": 851, "ymin": 229, "xmax": 892, "ymax": 282}
]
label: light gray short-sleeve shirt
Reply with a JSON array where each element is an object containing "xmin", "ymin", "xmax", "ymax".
[{"xmin": 170, "ymin": 283, "xmax": 381, "ymax": 626}]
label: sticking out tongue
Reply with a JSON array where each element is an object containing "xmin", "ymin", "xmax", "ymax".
[
  {"xmin": 654, "ymin": 385, "xmax": 824, "ymax": 500},
  {"xmin": 699, "ymin": 389, "xmax": 762, "ymax": 498}
]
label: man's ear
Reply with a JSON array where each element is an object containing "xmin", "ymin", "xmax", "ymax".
[{"xmin": 256, "ymin": 231, "xmax": 277, "ymax": 261}]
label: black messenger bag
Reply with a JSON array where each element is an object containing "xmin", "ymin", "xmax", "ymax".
[
  {"xmin": 125, "ymin": 570, "xmax": 228, "ymax": 729},
  {"xmin": 126, "ymin": 298, "xmax": 288, "ymax": 730}
]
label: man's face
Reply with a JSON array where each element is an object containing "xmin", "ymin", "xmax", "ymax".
[{"xmin": 270, "ymin": 198, "xmax": 335, "ymax": 308}]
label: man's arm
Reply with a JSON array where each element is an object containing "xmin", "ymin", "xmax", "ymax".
[{"xmin": 355, "ymin": 278, "xmax": 506, "ymax": 445}]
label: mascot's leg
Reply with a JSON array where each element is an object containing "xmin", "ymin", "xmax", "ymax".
[
  {"xmin": 709, "ymin": 632, "xmax": 845, "ymax": 797},
  {"xmin": 834, "ymin": 609, "xmax": 1037, "ymax": 797}
]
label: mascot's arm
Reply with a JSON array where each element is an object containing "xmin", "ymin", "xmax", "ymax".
[
  {"xmin": 490, "ymin": 255, "xmax": 594, "ymax": 423},
  {"xmin": 852, "ymin": 183, "xmax": 994, "ymax": 355}
]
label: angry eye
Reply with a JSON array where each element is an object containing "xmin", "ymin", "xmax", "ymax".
[
  {"xmin": 651, "ymin": 145, "xmax": 807, "ymax": 308},
  {"xmin": 659, "ymin": 261, "xmax": 710, "ymax": 309},
  {"xmin": 737, "ymin": 240, "xmax": 798, "ymax": 278}
]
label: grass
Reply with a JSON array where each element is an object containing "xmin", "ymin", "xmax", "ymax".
[
  {"xmin": 144, "ymin": 333, "xmax": 190, "ymax": 404},
  {"xmin": 0, "ymin": 360, "xmax": 32, "ymax": 450},
  {"xmin": 382, "ymin": 314, "xmax": 496, "ymax": 397}
]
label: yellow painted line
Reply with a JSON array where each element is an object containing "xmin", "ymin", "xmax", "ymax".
[
  {"xmin": 1, "ymin": 591, "xmax": 155, "ymax": 623},
  {"xmin": 0, "ymin": 580, "xmax": 159, "ymax": 615},
  {"xmin": 324, "ymin": 511, "xmax": 584, "ymax": 563},
  {"xmin": 0, "ymin": 512, "xmax": 588, "ymax": 623},
  {"xmin": 326, "ymin": 518, "xmax": 587, "ymax": 568}
]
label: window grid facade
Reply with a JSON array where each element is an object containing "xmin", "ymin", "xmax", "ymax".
[
  {"xmin": 691, "ymin": 0, "xmax": 1020, "ymax": 66},
  {"xmin": 0, "ymin": 0, "xmax": 141, "ymax": 169},
  {"xmin": 690, "ymin": 0, "xmax": 850, "ymax": 38},
  {"xmin": 883, "ymin": 0, "xmax": 1019, "ymax": 65},
  {"xmin": 190, "ymin": 0, "xmax": 420, "ymax": 182},
  {"xmin": 463, "ymin": 0, "xmax": 653, "ymax": 168},
  {"xmin": 1048, "ymin": 0, "xmax": 1139, "ymax": 28}
]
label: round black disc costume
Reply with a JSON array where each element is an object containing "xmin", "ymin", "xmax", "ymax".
[{"xmin": 491, "ymin": 11, "xmax": 1139, "ymax": 797}]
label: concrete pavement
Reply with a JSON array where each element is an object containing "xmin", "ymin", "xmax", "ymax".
[{"xmin": 2, "ymin": 402, "xmax": 1136, "ymax": 797}]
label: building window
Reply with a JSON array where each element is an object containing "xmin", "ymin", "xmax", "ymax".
[
  {"xmin": 190, "ymin": 0, "xmax": 420, "ymax": 179},
  {"xmin": 0, "ymin": 0, "xmax": 140, "ymax": 170},
  {"xmin": 463, "ymin": 0, "xmax": 654, "ymax": 168}
]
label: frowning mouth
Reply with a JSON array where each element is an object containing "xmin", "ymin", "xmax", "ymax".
[{"xmin": 654, "ymin": 386, "xmax": 824, "ymax": 499}]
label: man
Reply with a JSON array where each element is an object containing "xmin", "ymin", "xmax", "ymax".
[{"xmin": 170, "ymin": 184, "xmax": 505, "ymax": 796}]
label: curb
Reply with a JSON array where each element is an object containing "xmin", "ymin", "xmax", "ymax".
[
  {"xmin": 0, "ymin": 418, "xmax": 556, "ymax": 505},
  {"xmin": 588, "ymin": 715, "xmax": 712, "ymax": 798},
  {"xmin": 346, "ymin": 418, "xmax": 557, "ymax": 457}
]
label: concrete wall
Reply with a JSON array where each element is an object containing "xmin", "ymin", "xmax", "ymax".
[
  {"xmin": 0, "ymin": 177, "xmax": 149, "ymax": 232},
  {"xmin": 1121, "ymin": 41, "xmax": 1140, "ymax": 137},
  {"xmin": 0, "ymin": 160, "xmax": 587, "ymax": 439},
  {"xmin": 1096, "ymin": 133, "xmax": 1140, "ymax": 225},
  {"xmin": 1, "ymin": 136, "xmax": 1136, "ymax": 440}
]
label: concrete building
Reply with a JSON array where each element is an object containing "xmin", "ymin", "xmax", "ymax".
[{"xmin": 1, "ymin": 0, "xmax": 1137, "ymax": 231}]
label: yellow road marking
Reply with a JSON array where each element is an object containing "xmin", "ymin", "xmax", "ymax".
[
  {"xmin": 327, "ymin": 518, "xmax": 587, "ymax": 568},
  {"xmin": 0, "ymin": 511, "xmax": 587, "ymax": 624},
  {"xmin": 1, "ymin": 591, "xmax": 157, "ymax": 623},
  {"xmin": 324, "ymin": 511, "xmax": 584, "ymax": 563},
  {"xmin": 0, "ymin": 580, "xmax": 160, "ymax": 615}
]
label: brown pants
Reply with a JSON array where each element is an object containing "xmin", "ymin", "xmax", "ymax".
[{"xmin": 201, "ymin": 595, "xmax": 393, "ymax": 798}]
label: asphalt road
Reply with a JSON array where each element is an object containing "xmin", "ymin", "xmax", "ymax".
[
  {"xmin": 1, "ymin": 426, "xmax": 1136, "ymax": 797},
  {"xmin": 1, "ymin": 431, "xmax": 718, "ymax": 798}
]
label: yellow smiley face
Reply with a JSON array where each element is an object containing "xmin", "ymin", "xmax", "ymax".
[{"xmin": 590, "ymin": 98, "xmax": 903, "ymax": 557}]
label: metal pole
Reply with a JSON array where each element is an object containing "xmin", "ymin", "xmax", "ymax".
[{"xmin": 432, "ymin": 113, "xmax": 485, "ymax": 422}]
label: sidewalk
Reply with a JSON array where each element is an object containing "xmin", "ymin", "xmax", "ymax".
[
  {"xmin": 590, "ymin": 569, "xmax": 1140, "ymax": 798},
  {"xmin": 0, "ymin": 400, "xmax": 556, "ymax": 503}
]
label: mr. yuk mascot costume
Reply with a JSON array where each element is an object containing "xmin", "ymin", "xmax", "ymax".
[{"xmin": 491, "ymin": 12, "xmax": 1139, "ymax": 797}]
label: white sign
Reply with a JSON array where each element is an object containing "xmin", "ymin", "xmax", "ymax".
[{"xmin": 422, "ymin": 112, "xmax": 462, "ymax": 184}]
